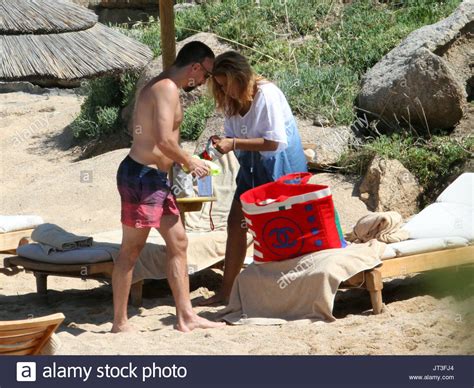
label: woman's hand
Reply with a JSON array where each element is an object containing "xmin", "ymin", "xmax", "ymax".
[{"xmin": 215, "ymin": 138, "xmax": 235, "ymax": 154}]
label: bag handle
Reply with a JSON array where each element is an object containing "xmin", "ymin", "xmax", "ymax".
[
  {"xmin": 276, "ymin": 172, "xmax": 313, "ymax": 185},
  {"xmin": 255, "ymin": 195, "xmax": 290, "ymax": 206}
]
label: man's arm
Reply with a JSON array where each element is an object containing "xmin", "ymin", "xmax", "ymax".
[
  {"xmin": 150, "ymin": 81, "xmax": 192, "ymax": 167},
  {"xmin": 150, "ymin": 81, "xmax": 209, "ymax": 176}
]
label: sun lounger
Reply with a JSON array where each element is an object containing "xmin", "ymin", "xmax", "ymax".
[
  {"xmin": 343, "ymin": 172, "xmax": 474, "ymax": 313},
  {"xmin": 0, "ymin": 229, "xmax": 34, "ymax": 253},
  {"xmin": 3, "ymin": 227, "xmax": 251, "ymax": 307},
  {"xmin": 2, "ymin": 256, "xmax": 146, "ymax": 307},
  {"xmin": 0, "ymin": 215, "xmax": 44, "ymax": 253},
  {"xmin": 341, "ymin": 244, "xmax": 474, "ymax": 314},
  {"xmin": 223, "ymin": 172, "xmax": 473, "ymax": 321},
  {"xmin": 0, "ymin": 313, "xmax": 64, "ymax": 355}
]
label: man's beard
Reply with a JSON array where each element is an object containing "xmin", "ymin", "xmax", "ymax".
[{"xmin": 183, "ymin": 85, "xmax": 197, "ymax": 92}]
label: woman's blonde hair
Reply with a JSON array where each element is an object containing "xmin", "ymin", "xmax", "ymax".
[{"xmin": 208, "ymin": 51, "xmax": 266, "ymax": 117}]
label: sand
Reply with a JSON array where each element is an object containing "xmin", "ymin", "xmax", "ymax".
[{"xmin": 1, "ymin": 89, "xmax": 473, "ymax": 355}]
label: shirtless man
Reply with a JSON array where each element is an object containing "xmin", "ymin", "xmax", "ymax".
[{"xmin": 112, "ymin": 41, "xmax": 225, "ymax": 333}]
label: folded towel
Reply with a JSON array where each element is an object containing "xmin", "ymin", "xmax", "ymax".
[
  {"xmin": 31, "ymin": 223, "xmax": 93, "ymax": 253},
  {"xmin": 346, "ymin": 211, "xmax": 409, "ymax": 243}
]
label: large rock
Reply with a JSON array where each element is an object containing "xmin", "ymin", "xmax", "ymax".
[
  {"xmin": 359, "ymin": 156, "xmax": 422, "ymax": 218},
  {"xmin": 297, "ymin": 118, "xmax": 357, "ymax": 167},
  {"xmin": 309, "ymin": 173, "xmax": 370, "ymax": 234},
  {"xmin": 123, "ymin": 32, "xmax": 232, "ymax": 130},
  {"xmin": 357, "ymin": 1, "xmax": 473, "ymax": 133}
]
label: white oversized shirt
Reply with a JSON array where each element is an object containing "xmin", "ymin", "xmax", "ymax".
[{"xmin": 223, "ymin": 82, "xmax": 294, "ymax": 157}]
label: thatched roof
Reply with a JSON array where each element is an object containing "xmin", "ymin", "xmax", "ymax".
[
  {"xmin": 0, "ymin": 0, "xmax": 97, "ymax": 34},
  {"xmin": 0, "ymin": 0, "xmax": 152, "ymax": 83}
]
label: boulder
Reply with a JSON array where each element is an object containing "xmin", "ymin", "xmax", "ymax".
[
  {"xmin": 309, "ymin": 173, "xmax": 370, "ymax": 234},
  {"xmin": 297, "ymin": 118, "xmax": 357, "ymax": 167},
  {"xmin": 359, "ymin": 156, "xmax": 422, "ymax": 218},
  {"xmin": 357, "ymin": 1, "xmax": 473, "ymax": 133}
]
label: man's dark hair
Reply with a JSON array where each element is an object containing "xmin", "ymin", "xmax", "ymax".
[{"xmin": 173, "ymin": 41, "xmax": 215, "ymax": 68}]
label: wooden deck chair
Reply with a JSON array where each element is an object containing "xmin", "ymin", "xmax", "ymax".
[
  {"xmin": 0, "ymin": 229, "xmax": 33, "ymax": 254},
  {"xmin": 0, "ymin": 313, "xmax": 64, "ymax": 355},
  {"xmin": 340, "ymin": 245, "xmax": 474, "ymax": 314}
]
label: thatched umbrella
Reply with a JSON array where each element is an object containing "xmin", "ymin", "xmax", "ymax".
[{"xmin": 0, "ymin": 0, "xmax": 153, "ymax": 85}]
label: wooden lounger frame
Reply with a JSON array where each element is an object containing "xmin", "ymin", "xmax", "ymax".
[
  {"xmin": 2, "ymin": 257, "xmax": 144, "ymax": 307},
  {"xmin": 340, "ymin": 245, "xmax": 474, "ymax": 313},
  {"xmin": 0, "ymin": 229, "xmax": 34, "ymax": 254},
  {"xmin": 0, "ymin": 313, "xmax": 65, "ymax": 355},
  {"xmin": 3, "ymin": 245, "xmax": 474, "ymax": 313}
]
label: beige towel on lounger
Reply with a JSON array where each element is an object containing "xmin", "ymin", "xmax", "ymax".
[
  {"xmin": 219, "ymin": 239, "xmax": 386, "ymax": 325},
  {"xmin": 346, "ymin": 211, "xmax": 409, "ymax": 243}
]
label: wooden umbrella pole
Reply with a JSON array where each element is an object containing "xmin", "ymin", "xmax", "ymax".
[
  {"xmin": 159, "ymin": 0, "xmax": 176, "ymax": 70},
  {"xmin": 159, "ymin": 0, "xmax": 177, "ymax": 193}
]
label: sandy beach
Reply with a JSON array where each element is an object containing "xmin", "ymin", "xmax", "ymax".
[{"xmin": 1, "ymin": 90, "xmax": 473, "ymax": 355}]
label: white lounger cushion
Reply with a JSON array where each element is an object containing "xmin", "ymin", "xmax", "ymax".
[
  {"xmin": 436, "ymin": 173, "xmax": 473, "ymax": 207},
  {"xmin": 403, "ymin": 202, "xmax": 474, "ymax": 241},
  {"xmin": 0, "ymin": 215, "xmax": 44, "ymax": 233},
  {"xmin": 387, "ymin": 236, "xmax": 469, "ymax": 257}
]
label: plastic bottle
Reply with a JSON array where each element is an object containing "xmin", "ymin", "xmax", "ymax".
[
  {"xmin": 182, "ymin": 156, "xmax": 221, "ymax": 176},
  {"xmin": 199, "ymin": 137, "xmax": 224, "ymax": 161}
]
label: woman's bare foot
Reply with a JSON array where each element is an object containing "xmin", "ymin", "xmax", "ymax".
[
  {"xmin": 111, "ymin": 322, "xmax": 136, "ymax": 333},
  {"xmin": 176, "ymin": 314, "xmax": 226, "ymax": 332},
  {"xmin": 197, "ymin": 291, "xmax": 229, "ymax": 306}
]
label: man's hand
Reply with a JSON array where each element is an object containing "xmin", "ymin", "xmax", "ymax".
[
  {"xmin": 185, "ymin": 157, "xmax": 210, "ymax": 178},
  {"xmin": 214, "ymin": 138, "xmax": 234, "ymax": 154}
]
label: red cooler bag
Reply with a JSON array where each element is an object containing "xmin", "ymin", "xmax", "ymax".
[{"xmin": 240, "ymin": 173, "xmax": 342, "ymax": 263}]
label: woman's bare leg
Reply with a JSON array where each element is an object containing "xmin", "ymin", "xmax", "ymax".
[{"xmin": 200, "ymin": 199, "xmax": 247, "ymax": 305}]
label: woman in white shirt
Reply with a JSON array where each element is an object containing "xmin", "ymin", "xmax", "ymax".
[{"xmin": 200, "ymin": 51, "xmax": 307, "ymax": 305}]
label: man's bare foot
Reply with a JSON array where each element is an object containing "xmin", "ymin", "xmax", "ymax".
[
  {"xmin": 111, "ymin": 322, "xmax": 136, "ymax": 333},
  {"xmin": 197, "ymin": 292, "xmax": 229, "ymax": 306},
  {"xmin": 176, "ymin": 314, "xmax": 226, "ymax": 332}
]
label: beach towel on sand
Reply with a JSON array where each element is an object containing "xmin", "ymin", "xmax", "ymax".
[
  {"xmin": 345, "ymin": 211, "xmax": 409, "ymax": 244},
  {"xmin": 219, "ymin": 239, "xmax": 386, "ymax": 325}
]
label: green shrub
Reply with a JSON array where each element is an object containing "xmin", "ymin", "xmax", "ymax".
[
  {"xmin": 71, "ymin": 72, "xmax": 139, "ymax": 139},
  {"xmin": 115, "ymin": 18, "xmax": 162, "ymax": 57},
  {"xmin": 180, "ymin": 97, "xmax": 215, "ymax": 141},
  {"xmin": 120, "ymin": 71, "xmax": 140, "ymax": 107},
  {"xmin": 274, "ymin": 63, "xmax": 358, "ymax": 125}
]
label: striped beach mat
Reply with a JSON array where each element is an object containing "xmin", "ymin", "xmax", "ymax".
[{"xmin": 240, "ymin": 173, "xmax": 343, "ymax": 263}]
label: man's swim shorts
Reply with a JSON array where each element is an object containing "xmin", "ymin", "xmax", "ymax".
[{"xmin": 116, "ymin": 155, "xmax": 179, "ymax": 228}]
